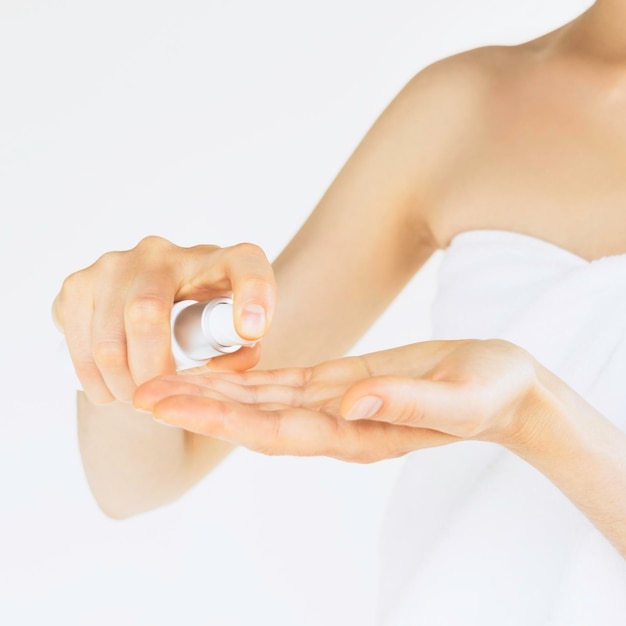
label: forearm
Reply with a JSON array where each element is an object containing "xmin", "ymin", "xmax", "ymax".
[
  {"xmin": 509, "ymin": 364, "xmax": 626, "ymax": 558},
  {"xmin": 76, "ymin": 256, "xmax": 419, "ymax": 519},
  {"xmin": 73, "ymin": 61, "xmax": 447, "ymax": 517},
  {"xmin": 77, "ymin": 392, "xmax": 234, "ymax": 518},
  {"xmin": 75, "ymin": 254, "xmax": 406, "ymax": 519}
]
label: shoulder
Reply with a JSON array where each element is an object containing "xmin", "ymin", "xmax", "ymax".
[
  {"xmin": 386, "ymin": 45, "xmax": 526, "ymax": 237},
  {"xmin": 373, "ymin": 45, "xmax": 516, "ymax": 171},
  {"xmin": 411, "ymin": 45, "xmax": 505, "ymax": 87},
  {"xmin": 398, "ymin": 45, "xmax": 513, "ymax": 115}
]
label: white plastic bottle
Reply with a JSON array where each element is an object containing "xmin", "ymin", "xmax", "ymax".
[{"xmin": 170, "ymin": 297, "xmax": 256, "ymax": 370}]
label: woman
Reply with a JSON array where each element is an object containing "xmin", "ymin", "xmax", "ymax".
[{"xmin": 54, "ymin": 1, "xmax": 626, "ymax": 622}]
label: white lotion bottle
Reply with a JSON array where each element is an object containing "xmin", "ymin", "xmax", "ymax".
[{"xmin": 170, "ymin": 297, "xmax": 256, "ymax": 370}]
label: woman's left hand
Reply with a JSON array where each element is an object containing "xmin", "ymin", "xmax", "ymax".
[{"xmin": 133, "ymin": 339, "xmax": 544, "ymax": 462}]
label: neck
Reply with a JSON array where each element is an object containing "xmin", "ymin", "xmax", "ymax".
[{"xmin": 558, "ymin": 1, "xmax": 626, "ymax": 62}]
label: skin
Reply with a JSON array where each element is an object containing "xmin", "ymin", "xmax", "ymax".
[{"xmin": 54, "ymin": 0, "xmax": 626, "ymax": 555}]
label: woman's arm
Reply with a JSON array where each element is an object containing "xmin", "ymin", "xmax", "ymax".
[
  {"xmin": 64, "ymin": 51, "xmax": 493, "ymax": 518},
  {"xmin": 509, "ymin": 365, "xmax": 626, "ymax": 558},
  {"xmin": 135, "ymin": 339, "xmax": 626, "ymax": 558}
]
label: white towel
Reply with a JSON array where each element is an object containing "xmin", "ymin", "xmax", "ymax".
[{"xmin": 377, "ymin": 230, "xmax": 626, "ymax": 626}]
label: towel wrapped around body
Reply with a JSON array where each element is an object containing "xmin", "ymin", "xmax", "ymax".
[{"xmin": 378, "ymin": 229, "xmax": 626, "ymax": 626}]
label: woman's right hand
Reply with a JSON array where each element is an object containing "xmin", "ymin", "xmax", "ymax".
[{"xmin": 52, "ymin": 236, "xmax": 276, "ymax": 404}]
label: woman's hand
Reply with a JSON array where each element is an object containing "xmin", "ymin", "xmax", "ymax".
[
  {"xmin": 53, "ymin": 236, "xmax": 276, "ymax": 404},
  {"xmin": 136, "ymin": 335, "xmax": 626, "ymax": 557},
  {"xmin": 133, "ymin": 339, "xmax": 545, "ymax": 462}
]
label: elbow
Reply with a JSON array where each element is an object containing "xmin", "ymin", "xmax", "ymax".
[{"xmin": 90, "ymin": 486, "xmax": 184, "ymax": 521}]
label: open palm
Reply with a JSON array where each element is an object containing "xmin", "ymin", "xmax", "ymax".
[{"xmin": 134, "ymin": 339, "xmax": 539, "ymax": 462}]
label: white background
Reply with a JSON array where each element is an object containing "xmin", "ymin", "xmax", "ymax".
[{"xmin": 0, "ymin": 1, "xmax": 590, "ymax": 624}]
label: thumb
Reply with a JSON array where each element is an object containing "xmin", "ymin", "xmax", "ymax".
[{"xmin": 341, "ymin": 375, "xmax": 466, "ymax": 430}]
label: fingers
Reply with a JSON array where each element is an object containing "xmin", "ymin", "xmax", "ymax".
[
  {"xmin": 124, "ymin": 271, "xmax": 178, "ymax": 386},
  {"xmin": 55, "ymin": 271, "xmax": 116, "ymax": 403},
  {"xmin": 91, "ymin": 284, "xmax": 136, "ymax": 401},
  {"xmin": 342, "ymin": 341, "xmax": 539, "ymax": 441},
  {"xmin": 202, "ymin": 364, "xmax": 311, "ymax": 387},
  {"xmin": 51, "ymin": 295, "xmax": 64, "ymax": 332},
  {"xmin": 207, "ymin": 344, "xmax": 262, "ymax": 372},
  {"xmin": 134, "ymin": 377, "xmax": 454, "ymax": 461},
  {"xmin": 134, "ymin": 372, "xmax": 306, "ymax": 412},
  {"xmin": 134, "ymin": 374, "xmax": 314, "ymax": 454},
  {"xmin": 53, "ymin": 237, "xmax": 276, "ymax": 404}
]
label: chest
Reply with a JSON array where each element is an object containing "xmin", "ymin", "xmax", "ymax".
[{"xmin": 431, "ymin": 68, "xmax": 626, "ymax": 261}]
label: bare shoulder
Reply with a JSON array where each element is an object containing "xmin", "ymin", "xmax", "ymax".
[
  {"xmin": 410, "ymin": 45, "xmax": 507, "ymax": 88},
  {"xmin": 398, "ymin": 45, "xmax": 514, "ymax": 118},
  {"xmin": 389, "ymin": 45, "xmax": 526, "ymax": 238}
]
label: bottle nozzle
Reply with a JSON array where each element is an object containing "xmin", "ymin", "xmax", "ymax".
[{"xmin": 171, "ymin": 297, "xmax": 256, "ymax": 370}]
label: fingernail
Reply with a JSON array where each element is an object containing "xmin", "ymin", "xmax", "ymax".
[
  {"xmin": 241, "ymin": 304, "xmax": 266, "ymax": 337},
  {"xmin": 345, "ymin": 396, "xmax": 383, "ymax": 421}
]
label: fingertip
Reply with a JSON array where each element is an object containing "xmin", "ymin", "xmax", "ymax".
[
  {"xmin": 209, "ymin": 344, "xmax": 261, "ymax": 372},
  {"xmin": 132, "ymin": 384, "xmax": 153, "ymax": 411},
  {"xmin": 233, "ymin": 279, "xmax": 276, "ymax": 341},
  {"xmin": 130, "ymin": 354, "xmax": 177, "ymax": 388},
  {"xmin": 150, "ymin": 402, "xmax": 178, "ymax": 426},
  {"xmin": 84, "ymin": 388, "xmax": 117, "ymax": 406},
  {"xmin": 132, "ymin": 375, "xmax": 166, "ymax": 411},
  {"xmin": 238, "ymin": 303, "xmax": 267, "ymax": 339},
  {"xmin": 148, "ymin": 394, "xmax": 224, "ymax": 436},
  {"xmin": 75, "ymin": 366, "xmax": 117, "ymax": 405}
]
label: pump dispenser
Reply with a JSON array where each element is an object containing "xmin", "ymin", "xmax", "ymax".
[{"xmin": 171, "ymin": 297, "xmax": 255, "ymax": 370}]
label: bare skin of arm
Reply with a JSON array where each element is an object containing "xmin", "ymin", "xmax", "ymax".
[
  {"xmin": 62, "ymin": 1, "xmax": 626, "ymax": 523},
  {"xmin": 68, "ymin": 53, "xmax": 486, "ymax": 519}
]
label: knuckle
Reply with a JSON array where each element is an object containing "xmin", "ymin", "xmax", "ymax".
[
  {"xmin": 392, "ymin": 400, "xmax": 424, "ymax": 427},
  {"xmin": 125, "ymin": 294, "xmax": 171, "ymax": 327},
  {"xmin": 95, "ymin": 250, "xmax": 125, "ymax": 272},
  {"xmin": 223, "ymin": 243, "xmax": 275, "ymax": 290},
  {"xmin": 55, "ymin": 272, "xmax": 89, "ymax": 329},
  {"xmin": 92, "ymin": 339, "xmax": 127, "ymax": 370},
  {"xmin": 136, "ymin": 235, "xmax": 172, "ymax": 252},
  {"xmin": 74, "ymin": 358, "xmax": 101, "ymax": 382},
  {"xmin": 243, "ymin": 275, "xmax": 275, "ymax": 294},
  {"xmin": 397, "ymin": 407, "xmax": 418, "ymax": 426},
  {"xmin": 60, "ymin": 270, "xmax": 88, "ymax": 300},
  {"xmin": 60, "ymin": 270, "xmax": 81, "ymax": 293},
  {"xmin": 231, "ymin": 241, "xmax": 266, "ymax": 259},
  {"xmin": 133, "ymin": 236, "xmax": 177, "ymax": 265}
]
